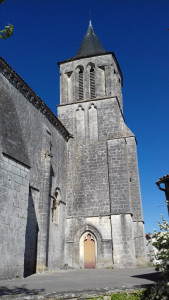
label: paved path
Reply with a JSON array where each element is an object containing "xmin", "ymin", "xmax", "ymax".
[{"xmin": 0, "ymin": 267, "xmax": 160, "ymax": 299}]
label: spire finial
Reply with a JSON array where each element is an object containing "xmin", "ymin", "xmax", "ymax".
[{"xmin": 89, "ymin": 10, "xmax": 92, "ymax": 26}]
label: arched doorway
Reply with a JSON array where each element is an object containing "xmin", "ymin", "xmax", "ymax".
[
  {"xmin": 84, "ymin": 233, "xmax": 96, "ymax": 268},
  {"xmin": 79, "ymin": 231, "xmax": 97, "ymax": 268}
]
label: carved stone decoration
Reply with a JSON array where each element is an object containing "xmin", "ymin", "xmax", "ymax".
[{"xmin": 51, "ymin": 188, "xmax": 61, "ymax": 224}]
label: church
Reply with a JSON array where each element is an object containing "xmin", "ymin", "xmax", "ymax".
[{"xmin": 0, "ymin": 22, "xmax": 146, "ymax": 279}]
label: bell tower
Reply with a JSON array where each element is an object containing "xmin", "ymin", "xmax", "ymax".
[
  {"xmin": 59, "ymin": 21, "xmax": 123, "ymax": 110},
  {"xmin": 58, "ymin": 22, "xmax": 146, "ymax": 268}
]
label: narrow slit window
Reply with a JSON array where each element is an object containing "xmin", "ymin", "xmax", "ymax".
[
  {"xmin": 90, "ymin": 67, "xmax": 95, "ymax": 98},
  {"xmin": 79, "ymin": 69, "xmax": 83, "ymax": 100}
]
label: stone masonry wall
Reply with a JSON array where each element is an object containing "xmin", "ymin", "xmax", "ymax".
[
  {"xmin": 58, "ymin": 95, "xmax": 128, "ymax": 267},
  {"xmin": 126, "ymin": 137, "xmax": 146, "ymax": 264},
  {"xmin": 126, "ymin": 137, "xmax": 143, "ymax": 220},
  {"xmin": 0, "ymin": 72, "xmax": 68, "ymax": 278},
  {"xmin": 111, "ymin": 214, "xmax": 136, "ymax": 267},
  {"xmin": 58, "ymin": 97, "xmax": 124, "ymax": 219},
  {"xmin": 0, "ymin": 154, "xmax": 30, "ymax": 279},
  {"xmin": 64, "ymin": 216, "xmax": 113, "ymax": 268},
  {"xmin": 58, "ymin": 49, "xmax": 146, "ymax": 267},
  {"xmin": 59, "ymin": 54, "xmax": 123, "ymax": 109},
  {"xmin": 107, "ymin": 138, "xmax": 131, "ymax": 214}
]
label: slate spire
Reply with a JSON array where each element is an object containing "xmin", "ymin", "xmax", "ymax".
[{"xmin": 76, "ymin": 21, "xmax": 105, "ymax": 58}]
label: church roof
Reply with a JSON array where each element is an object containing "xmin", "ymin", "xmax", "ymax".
[
  {"xmin": 0, "ymin": 57, "xmax": 71, "ymax": 166},
  {"xmin": 76, "ymin": 21, "xmax": 105, "ymax": 58}
]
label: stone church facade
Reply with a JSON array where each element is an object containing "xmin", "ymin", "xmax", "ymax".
[{"xmin": 0, "ymin": 22, "xmax": 146, "ymax": 279}]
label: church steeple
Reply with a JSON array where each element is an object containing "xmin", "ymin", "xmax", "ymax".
[
  {"xmin": 58, "ymin": 22, "xmax": 123, "ymax": 107},
  {"xmin": 76, "ymin": 21, "xmax": 105, "ymax": 58}
]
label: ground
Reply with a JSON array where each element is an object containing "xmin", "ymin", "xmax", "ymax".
[{"xmin": 0, "ymin": 267, "xmax": 160, "ymax": 299}]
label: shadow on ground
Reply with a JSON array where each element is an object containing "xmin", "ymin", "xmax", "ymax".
[
  {"xmin": 132, "ymin": 271, "xmax": 162, "ymax": 282},
  {"xmin": 0, "ymin": 285, "xmax": 44, "ymax": 297}
]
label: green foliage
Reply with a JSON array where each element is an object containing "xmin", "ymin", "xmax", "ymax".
[
  {"xmin": 142, "ymin": 216, "xmax": 169, "ymax": 300},
  {"xmin": 152, "ymin": 216, "xmax": 169, "ymax": 274},
  {"xmin": 0, "ymin": 0, "xmax": 14, "ymax": 39},
  {"xmin": 127, "ymin": 291, "xmax": 144, "ymax": 300},
  {"xmin": 0, "ymin": 24, "xmax": 14, "ymax": 39},
  {"xmin": 111, "ymin": 292, "xmax": 127, "ymax": 300},
  {"xmin": 110, "ymin": 291, "xmax": 144, "ymax": 300},
  {"xmin": 88, "ymin": 291, "xmax": 145, "ymax": 300},
  {"xmin": 143, "ymin": 280, "xmax": 169, "ymax": 300}
]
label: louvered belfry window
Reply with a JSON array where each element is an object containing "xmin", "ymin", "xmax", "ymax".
[
  {"xmin": 79, "ymin": 69, "xmax": 84, "ymax": 100},
  {"xmin": 90, "ymin": 67, "xmax": 95, "ymax": 98}
]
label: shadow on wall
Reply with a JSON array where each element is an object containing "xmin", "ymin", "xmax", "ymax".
[
  {"xmin": 24, "ymin": 189, "xmax": 39, "ymax": 277},
  {"xmin": 0, "ymin": 285, "xmax": 44, "ymax": 296}
]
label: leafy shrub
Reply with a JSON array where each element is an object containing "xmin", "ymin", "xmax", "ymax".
[
  {"xmin": 143, "ymin": 216, "xmax": 169, "ymax": 300},
  {"xmin": 88, "ymin": 291, "xmax": 145, "ymax": 300},
  {"xmin": 127, "ymin": 291, "xmax": 144, "ymax": 300},
  {"xmin": 142, "ymin": 280, "xmax": 169, "ymax": 300},
  {"xmin": 111, "ymin": 292, "xmax": 127, "ymax": 300},
  {"xmin": 152, "ymin": 217, "xmax": 169, "ymax": 275}
]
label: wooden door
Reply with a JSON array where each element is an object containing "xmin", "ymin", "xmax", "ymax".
[{"xmin": 84, "ymin": 234, "xmax": 96, "ymax": 268}]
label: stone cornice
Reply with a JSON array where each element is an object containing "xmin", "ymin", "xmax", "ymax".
[{"xmin": 0, "ymin": 57, "xmax": 71, "ymax": 141}]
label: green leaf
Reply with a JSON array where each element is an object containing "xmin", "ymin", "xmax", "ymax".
[{"xmin": 0, "ymin": 24, "xmax": 14, "ymax": 40}]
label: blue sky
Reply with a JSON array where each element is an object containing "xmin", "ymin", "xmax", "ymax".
[{"xmin": 1, "ymin": 0, "xmax": 169, "ymax": 233}]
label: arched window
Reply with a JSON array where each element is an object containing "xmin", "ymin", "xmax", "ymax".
[
  {"xmin": 90, "ymin": 66, "xmax": 95, "ymax": 98},
  {"xmin": 79, "ymin": 68, "xmax": 84, "ymax": 100}
]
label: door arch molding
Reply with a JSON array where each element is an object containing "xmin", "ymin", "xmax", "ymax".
[{"xmin": 73, "ymin": 224, "xmax": 102, "ymax": 268}]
